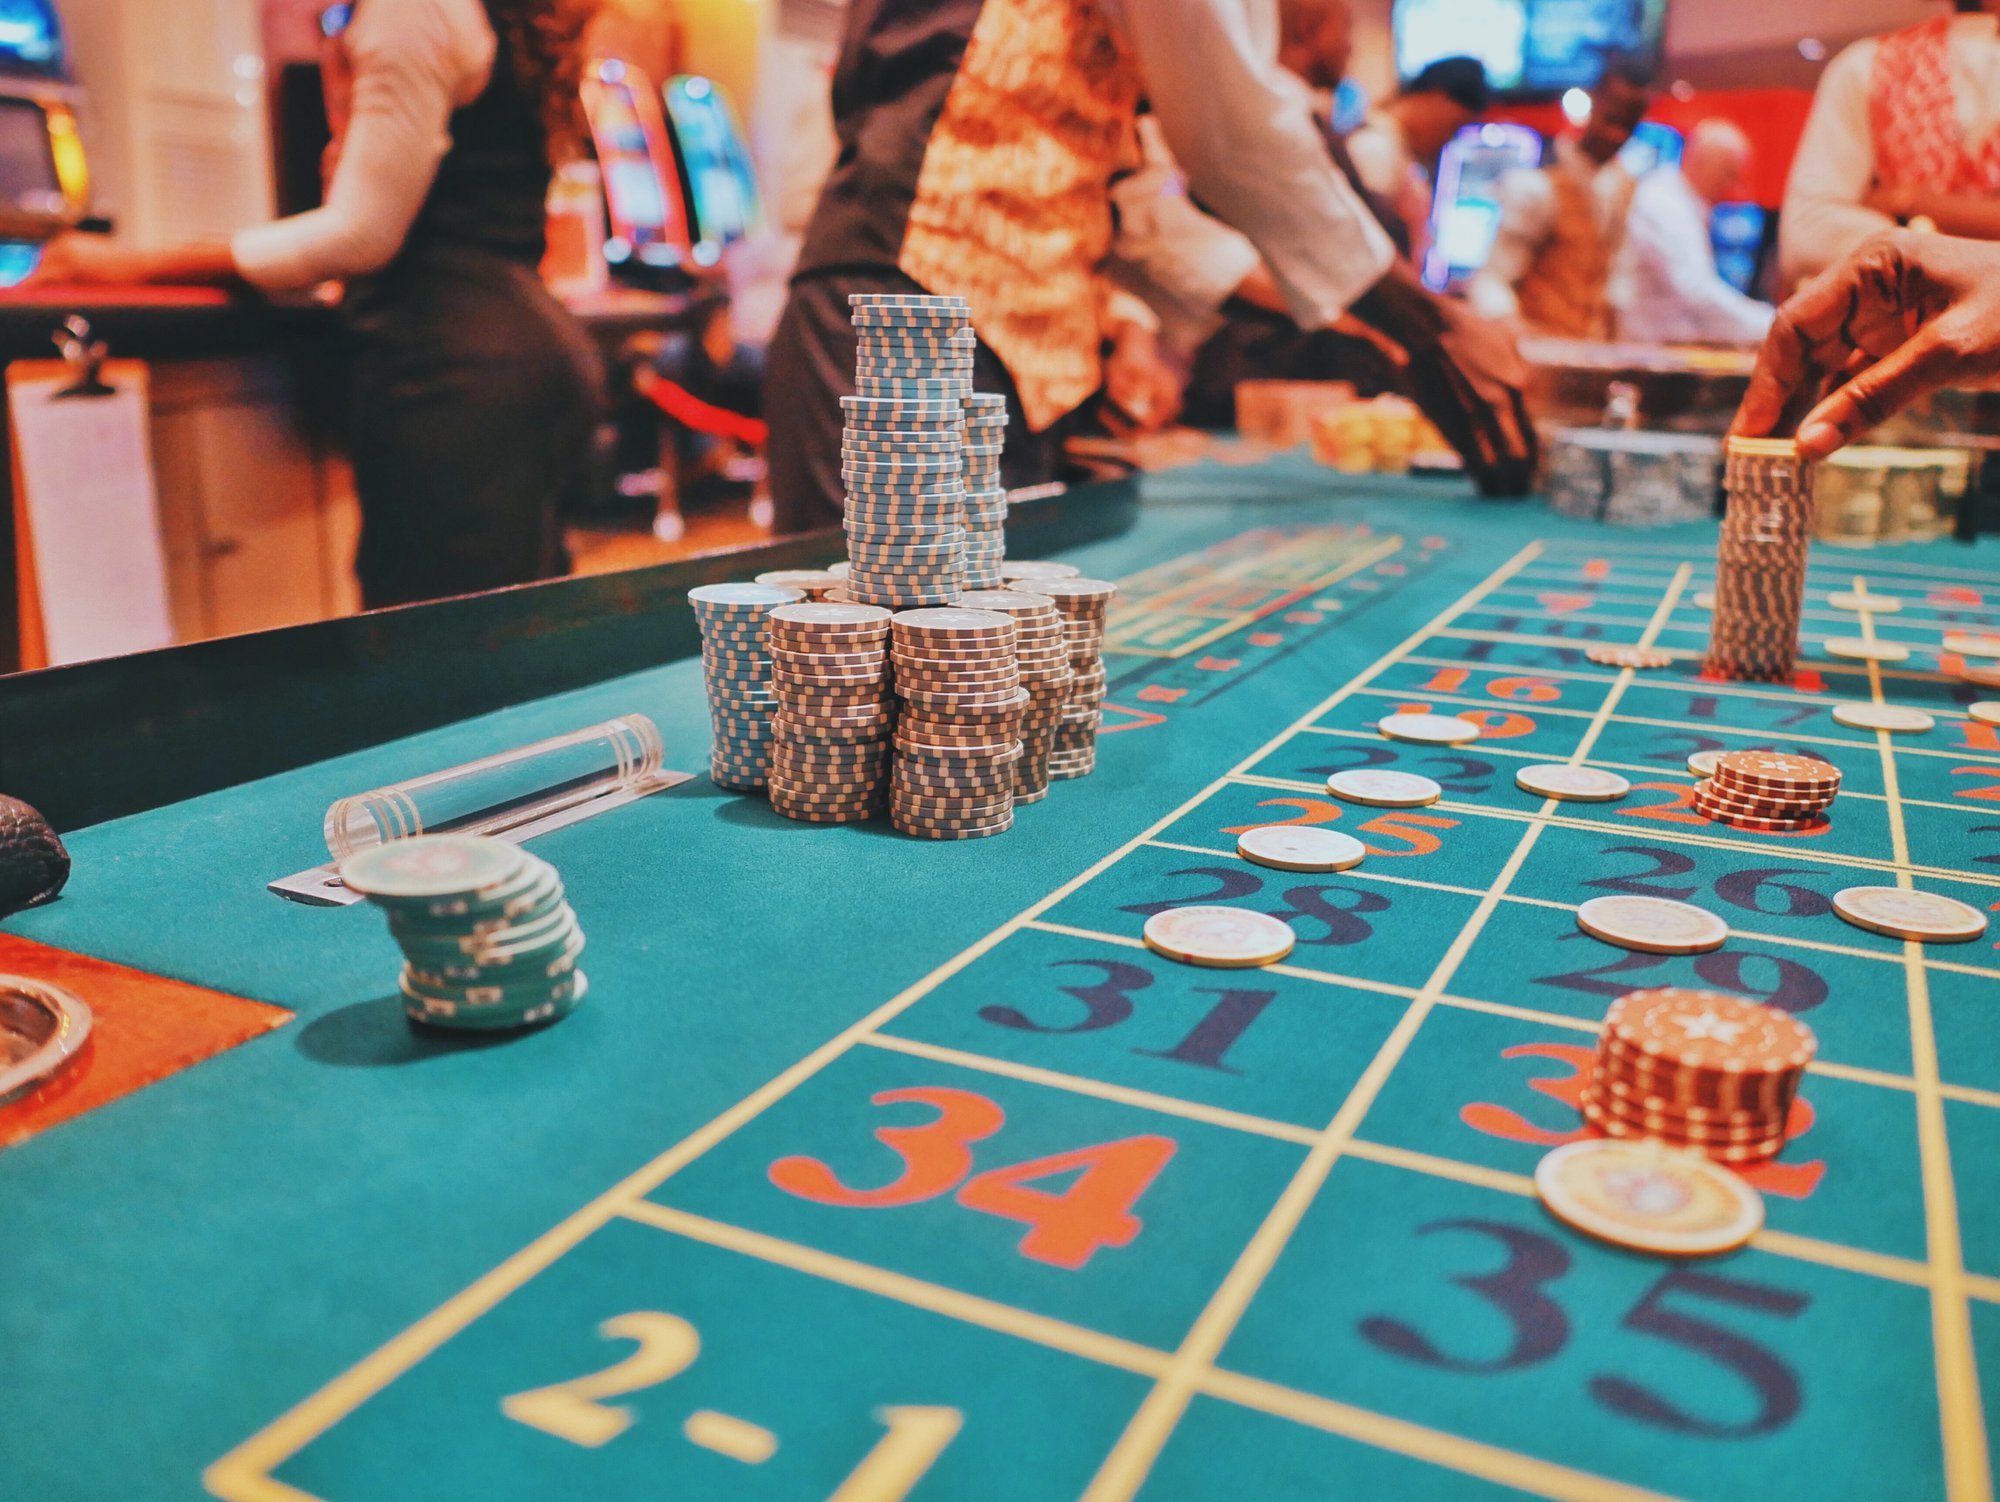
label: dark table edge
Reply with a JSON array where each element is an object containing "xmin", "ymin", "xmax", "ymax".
[{"xmin": 0, "ymin": 476, "xmax": 1141, "ymax": 830}]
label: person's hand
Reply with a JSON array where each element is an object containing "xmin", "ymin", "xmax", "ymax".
[
  {"xmin": 26, "ymin": 234, "xmax": 149, "ymax": 287},
  {"xmin": 1102, "ymin": 324, "xmax": 1183, "ymax": 435},
  {"xmin": 1734, "ymin": 229, "xmax": 2000, "ymax": 459},
  {"xmin": 1349, "ymin": 265, "xmax": 1536, "ymax": 495}
]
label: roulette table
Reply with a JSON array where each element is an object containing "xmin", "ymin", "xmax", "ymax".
[{"xmin": 2, "ymin": 457, "xmax": 1996, "ymax": 1502}]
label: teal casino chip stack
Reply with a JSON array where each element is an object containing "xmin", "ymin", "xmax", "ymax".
[
  {"xmin": 690, "ymin": 581, "xmax": 807, "ymax": 790},
  {"xmin": 842, "ymin": 292, "xmax": 973, "ymax": 609},
  {"xmin": 338, "ymin": 834, "xmax": 587, "ymax": 1030}
]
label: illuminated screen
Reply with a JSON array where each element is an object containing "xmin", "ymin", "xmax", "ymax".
[
  {"xmin": 1395, "ymin": 0, "xmax": 1665, "ymax": 95},
  {"xmin": 664, "ymin": 77, "xmax": 760, "ymax": 250},
  {"xmin": 0, "ymin": 97, "xmax": 60, "ymax": 214},
  {"xmin": 1394, "ymin": 0, "xmax": 1526, "ymax": 92},
  {"xmin": 1424, "ymin": 122, "xmax": 1543, "ymax": 290},
  {"xmin": 0, "ymin": 0, "xmax": 61, "ymax": 77},
  {"xmin": 588, "ymin": 81, "xmax": 670, "ymax": 243},
  {"xmin": 1711, "ymin": 201, "xmax": 1766, "ymax": 295}
]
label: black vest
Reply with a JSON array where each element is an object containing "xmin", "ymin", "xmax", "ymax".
[{"xmin": 400, "ymin": 3, "xmax": 550, "ymax": 266}]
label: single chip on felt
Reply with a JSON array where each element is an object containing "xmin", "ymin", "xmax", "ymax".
[
  {"xmin": 1970, "ymin": 703, "xmax": 2000, "ymax": 727},
  {"xmin": 1832, "ymin": 886, "xmax": 1988, "ymax": 943},
  {"xmin": 1822, "ymin": 637, "xmax": 1910, "ymax": 663},
  {"xmin": 1236, "ymin": 825, "xmax": 1365, "ymax": 873},
  {"xmin": 1535, "ymin": 1139, "xmax": 1763, "ymax": 1256},
  {"xmin": 1142, "ymin": 906, "xmax": 1296, "ymax": 968},
  {"xmin": 1831, "ymin": 702, "xmax": 1934, "ymax": 733},
  {"xmin": 1944, "ymin": 632, "xmax": 2000, "ymax": 659},
  {"xmin": 1516, "ymin": 765, "xmax": 1630, "ymax": 802},
  {"xmin": 1324, "ymin": 769, "xmax": 1441, "ymax": 807},
  {"xmin": 1585, "ymin": 644, "xmax": 1673, "ymax": 670},
  {"xmin": 1377, "ymin": 712, "xmax": 1480, "ymax": 745},
  {"xmin": 1576, "ymin": 895, "xmax": 1729, "ymax": 954},
  {"xmin": 0, "ymin": 796, "xmax": 69, "ymax": 917}
]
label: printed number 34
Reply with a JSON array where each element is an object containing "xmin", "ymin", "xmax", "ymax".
[{"xmin": 771, "ymin": 1086, "xmax": 1177, "ymax": 1270}]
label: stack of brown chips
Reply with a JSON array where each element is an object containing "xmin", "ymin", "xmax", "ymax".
[
  {"xmin": 764, "ymin": 603, "xmax": 896, "ymax": 823},
  {"xmin": 1692, "ymin": 750, "xmax": 1841, "ymax": 833},
  {"xmin": 1581, "ymin": 985, "xmax": 1817, "ymax": 1165},
  {"xmin": 959, "ymin": 589, "xmax": 1071, "ymax": 804},
  {"xmin": 888, "ymin": 608, "xmax": 1025, "ymax": 840},
  {"xmin": 1042, "ymin": 578, "xmax": 1117, "ymax": 779},
  {"xmin": 1704, "ymin": 436, "xmax": 1817, "ymax": 683}
]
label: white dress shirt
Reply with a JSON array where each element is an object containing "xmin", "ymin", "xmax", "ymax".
[
  {"xmin": 1099, "ymin": 0, "xmax": 1394, "ymax": 331},
  {"xmin": 231, "ymin": 0, "xmax": 496, "ymax": 290},
  {"xmin": 1613, "ymin": 168, "xmax": 1774, "ymax": 345},
  {"xmin": 1345, "ymin": 112, "xmax": 1414, "ymax": 201},
  {"xmin": 1779, "ymin": 14, "xmax": 2000, "ymax": 287},
  {"xmin": 1467, "ymin": 137, "xmax": 1634, "ymax": 323}
]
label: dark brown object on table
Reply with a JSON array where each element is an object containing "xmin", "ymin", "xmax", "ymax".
[{"xmin": 0, "ymin": 795, "xmax": 69, "ymax": 915}]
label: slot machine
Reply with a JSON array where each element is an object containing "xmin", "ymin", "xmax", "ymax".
[
  {"xmin": 660, "ymin": 74, "xmax": 761, "ymax": 267},
  {"xmin": 0, "ymin": 0, "xmax": 88, "ymax": 286},
  {"xmin": 1423, "ymin": 122, "xmax": 1540, "ymax": 292},
  {"xmin": 580, "ymin": 58, "xmax": 695, "ymax": 283}
]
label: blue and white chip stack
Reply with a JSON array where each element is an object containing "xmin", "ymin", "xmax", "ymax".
[
  {"xmin": 841, "ymin": 292, "xmax": 973, "ymax": 610},
  {"xmin": 961, "ymin": 392, "xmax": 1008, "ymax": 589},
  {"xmin": 689, "ymin": 581, "xmax": 807, "ymax": 790}
]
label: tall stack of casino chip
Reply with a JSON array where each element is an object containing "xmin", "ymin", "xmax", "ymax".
[
  {"xmin": 1579, "ymin": 986, "xmax": 1816, "ymax": 1164},
  {"xmin": 1041, "ymin": 578, "xmax": 1118, "ymax": 779},
  {"xmin": 841, "ymin": 293, "xmax": 973, "ymax": 610},
  {"xmin": 690, "ymin": 582, "xmax": 806, "ymax": 790},
  {"xmin": 338, "ymin": 834, "xmax": 587, "ymax": 1031},
  {"xmin": 1704, "ymin": 436, "xmax": 1817, "ymax": 682},
  {"xmin": 764, "ymin": 602, "xmax": 896, "ymax": 822},
  {"xmin": 960, "ymin": 589, "xmax": 1070, "ymax": 803},
  {"xmin": 888, "ymin": 607, "xmax": 1024, "ymax": 839},
  {"xmin": 961, "ymin": 393, "xmax": 1009, "ymax": 588}
]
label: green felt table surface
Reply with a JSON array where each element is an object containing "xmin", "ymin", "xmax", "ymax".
[{"xmin": 3, "ymin": 459, "xmax": 1997, "ymax": 1501}]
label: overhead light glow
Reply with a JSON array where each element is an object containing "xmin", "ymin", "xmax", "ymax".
[{"xmin": 1561, "ymin": 88, "xmax": 1591, "ymax": 126}]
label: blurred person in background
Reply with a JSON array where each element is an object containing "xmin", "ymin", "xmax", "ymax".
[
  {"xmin": 32, "ymin": 0, "xmax": 606, "ymax": 609},
  {"xmin": 1345, "ymin": 55, "xmax": 1491, "ymax": 250},
  {"xmin": 1616, "ymin": 118, "xmax": 1774, "ymax": 344},
  {"xmin": 1468, "ymin": 57, "xmax": 1653, "ymax": 338},
  {"xmin": 764, "ymin": 0, "xmax": 1535, "ymax": 535},
  {"xmin": 1782, "ymin": 0, "xmax": 2000, "ymax": 288}
]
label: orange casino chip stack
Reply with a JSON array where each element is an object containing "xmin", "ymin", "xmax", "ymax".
[
  {"xmin": 1580, "ymin": 986, "xmax": 1818, "ymax": 1165},
  {"xmin": 1691, "ymin": 749, "xmax": 1842, "ymax": 832},
  {"xmin": 1704, "ymin": 437, "xmax": 1817, "ymax": 683}
]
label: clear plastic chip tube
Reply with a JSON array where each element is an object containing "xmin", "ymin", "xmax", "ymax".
[{"xmin": 323, "ymin": 714, "xmax": 665, "ymax": 861}]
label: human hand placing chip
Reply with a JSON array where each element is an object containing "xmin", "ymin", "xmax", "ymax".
[{"xmin": 1733, "ymin": 229, "xmax": 2000, "ymax": 459}]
